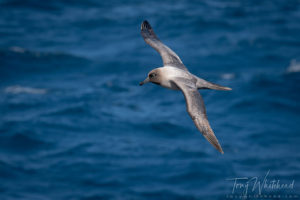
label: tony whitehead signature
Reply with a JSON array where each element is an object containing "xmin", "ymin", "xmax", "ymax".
[{"xmin": 226, "ymin": 170, "xmax": 295, "ymax": 196}]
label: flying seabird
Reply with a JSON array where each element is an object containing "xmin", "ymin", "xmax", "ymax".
[{"xmin": 139, "ymin": 20, "xmax": 232, "ymax": 154}]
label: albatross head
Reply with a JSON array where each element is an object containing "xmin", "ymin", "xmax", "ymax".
[{"xmin": 139, "ymin": 68, "xmax": 161, "ymax": 86}]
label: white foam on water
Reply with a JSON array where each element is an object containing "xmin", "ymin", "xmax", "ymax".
[
  {"xmin": 4, "ymin": 85, "xmax": 47, "ymax": 95},
  {"xmin": 9, "ymin": 46, "xmax": 26, "ymax": 53},
  {"xmin": 286, "ymin": 59, "xmax": 300, "ymax": 73},
  {"xmin": 221, "ymin": 73, "xmax": 235, "ymax": 80}
]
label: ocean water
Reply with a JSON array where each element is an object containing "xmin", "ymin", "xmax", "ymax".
[{"xmin": 0, "ymin": 0, "xmax": 300, "ymax": 199}]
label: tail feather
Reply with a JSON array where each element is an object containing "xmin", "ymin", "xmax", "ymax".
[
  {"xmin": 196, "ymin": 78, "xmax": 232, "ymax": 91},
  {"xmin": 204, "ymin": 82, "xmax": 232, "ymax": 91}
]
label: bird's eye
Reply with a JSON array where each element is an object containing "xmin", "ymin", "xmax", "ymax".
[{"xmin": 149, "ymin": 73, "xmax": 156, "ymax": 78}]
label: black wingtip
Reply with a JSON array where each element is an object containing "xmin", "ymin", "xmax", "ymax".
[
  {"xmin": 143, "ymin": 20, "xmax": 149, "ymax": 24},
  {"xmin": 141, "ymin": 20, "xmax": 152, "ymax": 30}
]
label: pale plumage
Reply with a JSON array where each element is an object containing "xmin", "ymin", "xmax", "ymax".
[{"xmin": 140, "ymin": 20, "xmax": 231, "ymax": 154}]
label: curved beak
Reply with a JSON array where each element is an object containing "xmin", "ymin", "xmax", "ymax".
[{"xmin": 139, "ymin": 77, "xmax": 150, "ymax": 86}]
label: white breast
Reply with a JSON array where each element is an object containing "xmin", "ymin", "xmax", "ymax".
[{"xmin": 159, "ymin": 66, "xmax": 189, "ymax": 90}]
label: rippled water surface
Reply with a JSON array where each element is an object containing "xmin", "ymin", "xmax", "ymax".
[{"xmin": 0, "ymin": 0, "xmax": 300, "ymax": 199}]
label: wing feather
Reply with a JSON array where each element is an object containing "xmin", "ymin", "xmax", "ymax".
[
  {"xmin": 141, "ymin": 20, "xmax": 188, "ymax": 71},
  {"xmin": 172, "ymin": 79, "xmax": 224, "ymax": 154}
]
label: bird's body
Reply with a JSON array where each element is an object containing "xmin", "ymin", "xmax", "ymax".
[
  {"xmin": 153, "ymin": 66, "xmax": 189, "ymax": 89},
  {"xmin": 139, "ymin": 20, "xmax": 231, "ymax": 154}
]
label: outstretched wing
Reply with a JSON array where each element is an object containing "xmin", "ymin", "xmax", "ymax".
[
  {"xmin": 172, "ymin": 78, "xmax": 224, "ymax": 154},
  {"xmin": 141, "ymin": 20, "xmax": 188, "ymax": 71}
]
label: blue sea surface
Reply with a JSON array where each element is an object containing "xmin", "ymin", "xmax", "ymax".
[{"xmin": 0, "ymin": 0, "xmax": 300, "ymax": 199}]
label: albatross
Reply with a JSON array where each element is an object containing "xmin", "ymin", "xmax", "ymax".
[{"xmin": 139, "ymin": 20, "xmax": 231, "ymax": 154}]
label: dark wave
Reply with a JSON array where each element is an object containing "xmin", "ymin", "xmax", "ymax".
[
  {"xmin": 0, "ymin": 0, "xmax": 101, "ymax": 11},
  {"xmin": 0, "ymin": 133, "xmax": 51, "ymax": 153},
  {"xmin": 0, "ymin": 47, "xmax": 91, "ymax": 80}
]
